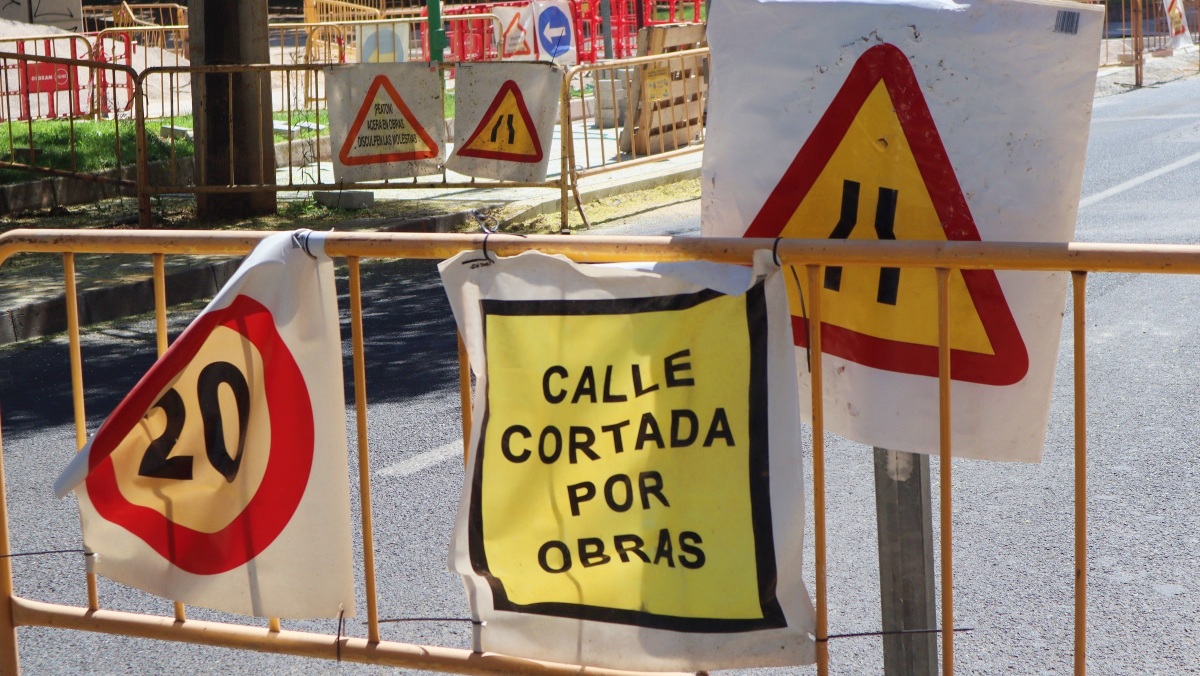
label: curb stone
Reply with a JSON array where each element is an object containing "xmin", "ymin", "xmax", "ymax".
[{"xmin": 2, "ymin": 259, "xmax": 241, "ymax": 345}]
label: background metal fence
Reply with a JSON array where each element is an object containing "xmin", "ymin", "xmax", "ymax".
[{"xmin": 0, "ymin": 45, "xmax": 707, "ymax": 228}]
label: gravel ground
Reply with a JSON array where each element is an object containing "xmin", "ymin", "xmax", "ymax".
[{"xmin": 1095, "ymin": 44, "xmax": 1199, "ymax": 97}]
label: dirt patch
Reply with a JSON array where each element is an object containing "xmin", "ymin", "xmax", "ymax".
[
  {"xmin": 497, "ymin": 178, "xmax": 701, "ymax": 234},
  {"xmin": 1096, "ymin": 47, "xmax": 1200, "ymax": 97}
]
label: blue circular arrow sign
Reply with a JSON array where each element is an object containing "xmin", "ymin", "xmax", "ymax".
[{"xmin": 537, "ymin": 5, "xmax": 573, "ymax": 58}]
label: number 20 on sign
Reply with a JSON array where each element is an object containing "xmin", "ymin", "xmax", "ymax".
[{"xmin": 84, "ymin": 295, "xmax": 315, "ymax": 575}]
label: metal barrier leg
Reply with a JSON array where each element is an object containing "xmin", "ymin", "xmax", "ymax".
[
  {"xmin": 347, "ymin": 258, "xmax": 381, "ymax": 643},
  {"xmin": 457, "ymin": 332, "xmax": 472, "ymax": 465},
  {"xmin": 1073, "ymin": 271, "xmax": 1089, "ymax": 676},
  {"xmin": 570, "ymin": 172, "xmax": 591, "ymax": 230},
  {"xmin": 0, "ymin": 418, "xmax": 21, "ymax": 674},
  {"xmin": 62, "ymin": 253, "xmax": 98, "ymax": 611},
  {"xmin": 805, "ymin": 264, "xmax": 830, "ymax": 676},
  {"xmin": 936, "ymin": 267, "xmax": 954, "ymax": 675},
  {"xmin": 136, "ymin": 85, "xmax": 152, "ymax": 228},
  {"xmin": 559, "ymin": 78, "xmax": 572, "ymax": 235}
]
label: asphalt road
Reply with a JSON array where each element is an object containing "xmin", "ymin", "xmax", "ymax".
[{"xmin": 4, "ymin": 75, "xmax": 1200, "ymax": 674}]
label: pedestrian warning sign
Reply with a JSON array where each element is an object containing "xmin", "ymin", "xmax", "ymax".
[
  {"xmin": 329, "ymin": 64, "xmax": 445, "ymax": 182},
  {"xmin": 458, "ymin": 80, "xmax": 542, "ymax": 162},
  {"xmin": 743, "ymin": 44, "xmax": 1027, "ymax": 387},
  {"xmin": 448, "ymin": 63, "xmax": 563, "ymax": 182},
  {"xmin": 339, "ymin": 74, "xmax": 437, "ymax": 165}
]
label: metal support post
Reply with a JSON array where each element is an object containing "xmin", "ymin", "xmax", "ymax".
[
  {"xmin": 428, "ymin": 0, "xmax": 447, "ymax": 63},
  {"xmin": 0, "ymin": 417, "xmax": 21, "ymax": 674},
  {"xmin": 875, "ymin": 447, "xmax": 939, "ymax": 676},
  {"xmin": 600, "ymin": 0, "xmax": 615, "ymax": 60},
  {"xmin": 1133, "ymin": 0, "xmax": 1144, "ymax": 87}
]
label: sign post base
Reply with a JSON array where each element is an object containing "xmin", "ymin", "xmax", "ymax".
[{"xmin": 874, "ymin": 447, "xmax": 939, "ymax": 675}]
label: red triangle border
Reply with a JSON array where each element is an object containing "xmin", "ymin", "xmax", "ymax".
[
  {"xmin": 457, "ymin": 79, "xmax": 544, "ymax": 163},
  {"xmin": 744, "ymin": 44, "xmax": 1028, "ymax": 386},
  {"xmin": 339, "ymin": 74, "xmax": 439, "ymax": 166}
]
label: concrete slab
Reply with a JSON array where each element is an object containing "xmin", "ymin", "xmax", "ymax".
[{"xmin": 314, "ymin": 189, "xmax": 375, "ymax": 210}]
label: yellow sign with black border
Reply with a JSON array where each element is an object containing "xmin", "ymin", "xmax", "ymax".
[{"xmin": 468, "ymin": 284, "xmax": 784, "ymax": 631}]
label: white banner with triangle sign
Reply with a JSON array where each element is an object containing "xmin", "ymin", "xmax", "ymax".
[
  {"xmin": 447, "ymin": 62, "xmax": 564, "ymax": 183},
  {"xmin": 701, "ymin": 0, "xmax": 1104, "ymax": 462},
  {"xmin": 492, "ymin": 5, "xmax": 538, "ymax": 61},
  {"xmin": 329, "ymin": 63, "xmax": 445, "ymax": 183}
]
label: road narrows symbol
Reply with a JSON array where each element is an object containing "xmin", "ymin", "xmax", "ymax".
[
  {"xmin": 744, "ymin": 43, "xmax": 1029, "ymax": 386},
  {"xmin": 458, "ymin": 80, "xmax": 543, "ymax": 163}
]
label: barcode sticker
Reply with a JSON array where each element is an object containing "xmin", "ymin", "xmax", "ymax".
[{"xmin": 1054, "ymin": 10, "xmax": 1080, "ymax": 35}]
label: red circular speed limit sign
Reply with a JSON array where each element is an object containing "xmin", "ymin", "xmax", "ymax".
[{"xmin": 85, "ymin": 295, "xmax": 314, "ymax": 575}]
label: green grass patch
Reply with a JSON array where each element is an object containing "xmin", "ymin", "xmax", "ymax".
[
  {"xmin": 0, "ymin": 118, "xmax": 190, "ymax": 185},
  {"xmin": 0, "ymin": 108, "xmax": 336, "ymax": 186},
  {"xmin": 653, "ymin": 0, "xmax": 706, "ymax": 22}
]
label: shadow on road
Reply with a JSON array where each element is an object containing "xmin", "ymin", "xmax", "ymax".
[{"xmin": 0, "ymin": 258, "xmax": 460, "ymax": 438}]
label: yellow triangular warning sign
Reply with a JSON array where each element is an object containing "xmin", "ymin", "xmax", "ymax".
[
  {"xmin": 502, "ymin": 12, "xmax": 533, "ymax": 57},
  {"xmin": 746, "ymin": 44, "xmax": 1027, "ymax": 386},
  {"xmin": 457, "ymin": 80, "xmax": 543, "ymax": 163},
  {"xmin": 339, "ymin": 75, "xmax": 438, "ymax": 166}
]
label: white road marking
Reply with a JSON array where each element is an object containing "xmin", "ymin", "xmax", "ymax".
[
  {"xmin": 379, "ymin": 441, "xmax": 463, "ymax": 477},
  {"xmin": 1078, "ymin": 150, "xmax": 1200, "ymax": 208}
]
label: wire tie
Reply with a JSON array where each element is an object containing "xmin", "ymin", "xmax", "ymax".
[
  {"xmin": 0, "ymin": 548, "xmax": 86, "ymax": 558},
  {"xmin": 820, "ymin": 627, "xmax": 975, "ymax": 641}
]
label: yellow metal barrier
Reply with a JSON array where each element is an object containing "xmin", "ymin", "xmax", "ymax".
[
  {"xmin": 312, "ymin": 0, "xmax": 385, "ymax": 24},
  {"xmin": 0, "ymin": 52, "xmax": 141, "ymax": 185},
  {"xmin": 1090, "ymin": 0, "xmax": 1200, "ymax": 72},
  {"xmin": 560, "ymin": 48, "xmax": 708, "ymax": 186},
  {"xmin": 2, "ymin": 229, "xmax": 1200, "ymax": 672},
  {"xmin": 82, "ymin": 2, "xmax": 187, "ymax": 33}
]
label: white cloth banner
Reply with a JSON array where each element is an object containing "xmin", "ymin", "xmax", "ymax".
[
  {"xmin": 447, "ymin": 62, "xmax": 564, "ymax": 182},
  {"xmin": 702, "ymin": 0, "xmax": 1103, "ymax": 462},
  {"xmin": 329, "ymin": 63, "xmax": 445, "ymax": 182},
  {"xmin": 492, "ymin": 5, "xmax": 538, "ymax": 60},
  {"xmin": 440, "ymin": 250, "xmax": 815, "ymax": 671},
  {"xmin": 54, "ymin": 231, "xmax": 356, "ymax": 619},
  {"xmin": 1164, "ymin": 0, "xmax": 1192, "ymax": 49}
]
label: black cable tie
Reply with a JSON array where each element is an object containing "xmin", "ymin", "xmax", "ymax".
[
  {"xmin": 336, "ymin": 607, "xmax": 345, "ymax": 662},
  {"xmin": 374, "ymin": 617, "xmax": 476, "ymax": 624},
  {"xmin": 788, "ymin": 264, "xmax": 812, "ymax": 372},
  {"xmin": 0, "ymin": 548, "xmax": 86, "ymax": 559},
  {"xmin": 820, "ymin": 627, "xmax": 975, "ymax": 642}
]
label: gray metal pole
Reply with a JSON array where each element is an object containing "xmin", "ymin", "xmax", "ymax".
[
  {"xmin": 874, "ymin": 447, "xmax": 939, "ymax": 676},
  {"xmin": 600, "ymin": 0, "xmax": 614, "ymax": 61}
]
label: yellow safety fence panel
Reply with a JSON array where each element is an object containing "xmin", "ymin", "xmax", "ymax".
[{"xmin": 4, "ymin": 229, "xmax": 1198, "ymax": 673}]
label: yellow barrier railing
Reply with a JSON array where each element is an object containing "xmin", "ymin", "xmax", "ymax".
[
  {"xmin": 0, "ymin": 52, "xmax": 141, "ymax": 183},
  {"xmin": 3, "ymin": 230, "xmax": 1200, "ymax": 673},
  {"xmin": 82, "ymin": 2, "xmax": 187, "ymax": 33},
  {"xmin": 560, "ymin": 47, "xmax": 708, "ymax": 184}
]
